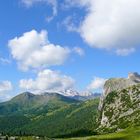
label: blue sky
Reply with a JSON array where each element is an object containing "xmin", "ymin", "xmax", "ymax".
[{"xmin": 0, "ymin": 0, "xmax": 140, "ymax": 101}]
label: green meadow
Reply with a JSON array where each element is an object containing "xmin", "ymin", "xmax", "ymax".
[
  {"xmin": 57, "ymin": 128, "xmax": 140, "ymax": 140},
  {"xmin": 16, "ymin": 128, "xmax": 140, "ymax": 140}
]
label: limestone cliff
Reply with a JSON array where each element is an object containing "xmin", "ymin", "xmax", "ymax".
[
  {"xmin": 99, "ymin": 72, "xmax": 140, "ymax": 111},
  {"xmin": 98, "ymin": 73, "xmax": 140, "ymax": 133}
]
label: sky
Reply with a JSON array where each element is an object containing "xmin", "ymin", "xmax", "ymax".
[{"xmin": 0, "ymin": 0, "xmax": 140, "ymax": 101}]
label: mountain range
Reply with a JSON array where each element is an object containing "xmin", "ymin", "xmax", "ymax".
[
  {"xmin": 0, "ymin": 91, "xmax": 99, "ymax": 137},
  {"xmin": 0, "ymin": 72, "xmax": 140, "ymax": 138}
]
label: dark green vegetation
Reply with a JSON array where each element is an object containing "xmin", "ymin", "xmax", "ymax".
[{"xmin": 0, "ymin": 92, "xmax": 99, "ymax": 138}]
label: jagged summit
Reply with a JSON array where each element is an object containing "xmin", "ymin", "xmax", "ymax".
[
  {"xmin": 59, "ymin": 89, "xmax": 79, "ymax": 97},
  {"xmin": 104, "ymin": 72, "xmax": 140, "ymax": 95},
  {"xmin": 57, "ymin": 89, "xmax": 95, "ymax": 97},
  {"xmin": 99, "ymin": 72, "xmax": 140, "ymax": 111}
]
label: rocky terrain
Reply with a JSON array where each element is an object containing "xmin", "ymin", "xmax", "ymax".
[
  {"xmin": 98, "ymin": 72, "xmax": 140, "ymax": 133},
  {"xmin": 99, "ymin": 72, "xmax": 140, "ymax": 110}
]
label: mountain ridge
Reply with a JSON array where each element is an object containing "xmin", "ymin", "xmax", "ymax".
[
  {"xmin": 0, "ymin": 91, "xmax": 79, "ymax": 115},
  {"xmin": 0, "ymin": 94, "xmax": 99, "ymax": 137}
]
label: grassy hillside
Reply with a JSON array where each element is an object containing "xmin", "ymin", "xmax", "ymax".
[
  {"xmin": 0, "ymin": 97, "xmax": 99, "ymax": 138},
  {"xmin": 18, "ymin": 99, "xmax": 99, "ymax": 137},
  {"xmin": 57, "ymin": 127, "xmax": 140, "ymax": 140}
]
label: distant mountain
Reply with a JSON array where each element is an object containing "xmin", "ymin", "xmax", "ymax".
[
  {"xmin": 0, "ymin": 92, "xmax": 99, "ymax": 137},
  {"xmin": 0, "ymin": 92, "xmax": 79, "ymax": 115},
  {"xmin": 58, "ymin": 89, "xmax": 79, "ymax": 96},
  {"xmin": 72, "ymin": 93, "xmax": 101, "ymax": 101},
  {"xmin": 59, "ymin": 89, "xmax": 101, "ymax": 101}
]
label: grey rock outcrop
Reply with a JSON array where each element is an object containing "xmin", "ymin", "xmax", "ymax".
[
  {"xmin": 97, "ymin": 72, "xmax": 140, "ymax": 133},
  {"xmin": 98, "ymin": 72, "xmax": 140, "ymax": 111}
]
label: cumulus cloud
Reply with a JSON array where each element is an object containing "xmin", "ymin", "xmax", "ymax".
[
  {"xmin": 87, "ymin": 77, "xmax": 106, "ymax": 91},
  {"xmin": 65, "ymin": 0, "xmax": 140, "ymax": 55},
  {"xmin": 21, "ymin": 0, "xmax": 57, "ymax": 22},
  {"xmin": 8, "ymin": 30, "xmax": 70, "ymax": 71},
  {"xmin": 19, "ymin": 69, "xmax": 75, "ymax": 92},
  {"xmin": 0, "ymin": 81, "xmax": 13, "ymax": 102}
]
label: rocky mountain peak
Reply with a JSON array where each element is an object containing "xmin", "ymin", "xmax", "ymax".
[
  {"xmin": 97, "ymin": 73, "xmax": 140, "ymax": 133},
  {"xmin": 98, "ymin": 83, "xmax": 140, "ymax": 133},
  {"xmin": 58, "ymin": 89, "xmax": 94, "ymax": 97},
  {"xmin": 58, "ymin": 89, "xmax": 79, "ymax": 97},
  {"xmin": 98, "ymin": 72, "xmax": 140, "ymax": 111}
]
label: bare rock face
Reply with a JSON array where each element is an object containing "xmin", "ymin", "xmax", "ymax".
[
  {"xmin": 98, "ymin": 73, "xmax": 140, "ymax": 111},
  {"xmin": 128, "ymin": 72, "xmax": 140, "ymax": 83},
  {"xmin": 98, "ymin": 72, "xmax": 140, "ymax": 133}
]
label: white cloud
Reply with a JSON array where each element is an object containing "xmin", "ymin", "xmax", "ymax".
[
  {"xmin": 87, "ymin": 77, "xmax": 106, "ymax": 91},
  {"xmin": 0, "ymin": 81, "xmax": 13, "ymax": 102},
  {"xmin": 21, "ymin": 0, "xmax": 57, "ymax": 22},
  {"xmin": 65, "ymin": 0, "xmax": 140, "ymax": 55},
  {"xmin": 8, "ymin": 30, "xmax": 70, "ymax": 71},
  {"xmin": 19, "ymin": 69, "xmax": 75, "ymax": 92},
  {"xmin": 73, "ymin": 47, "xmax": 85, "ymax": 56}
]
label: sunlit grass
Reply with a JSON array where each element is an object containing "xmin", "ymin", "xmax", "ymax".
[{"xmin": 58, "ymin": 128, "xmax": 140, "ymax": 140}]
